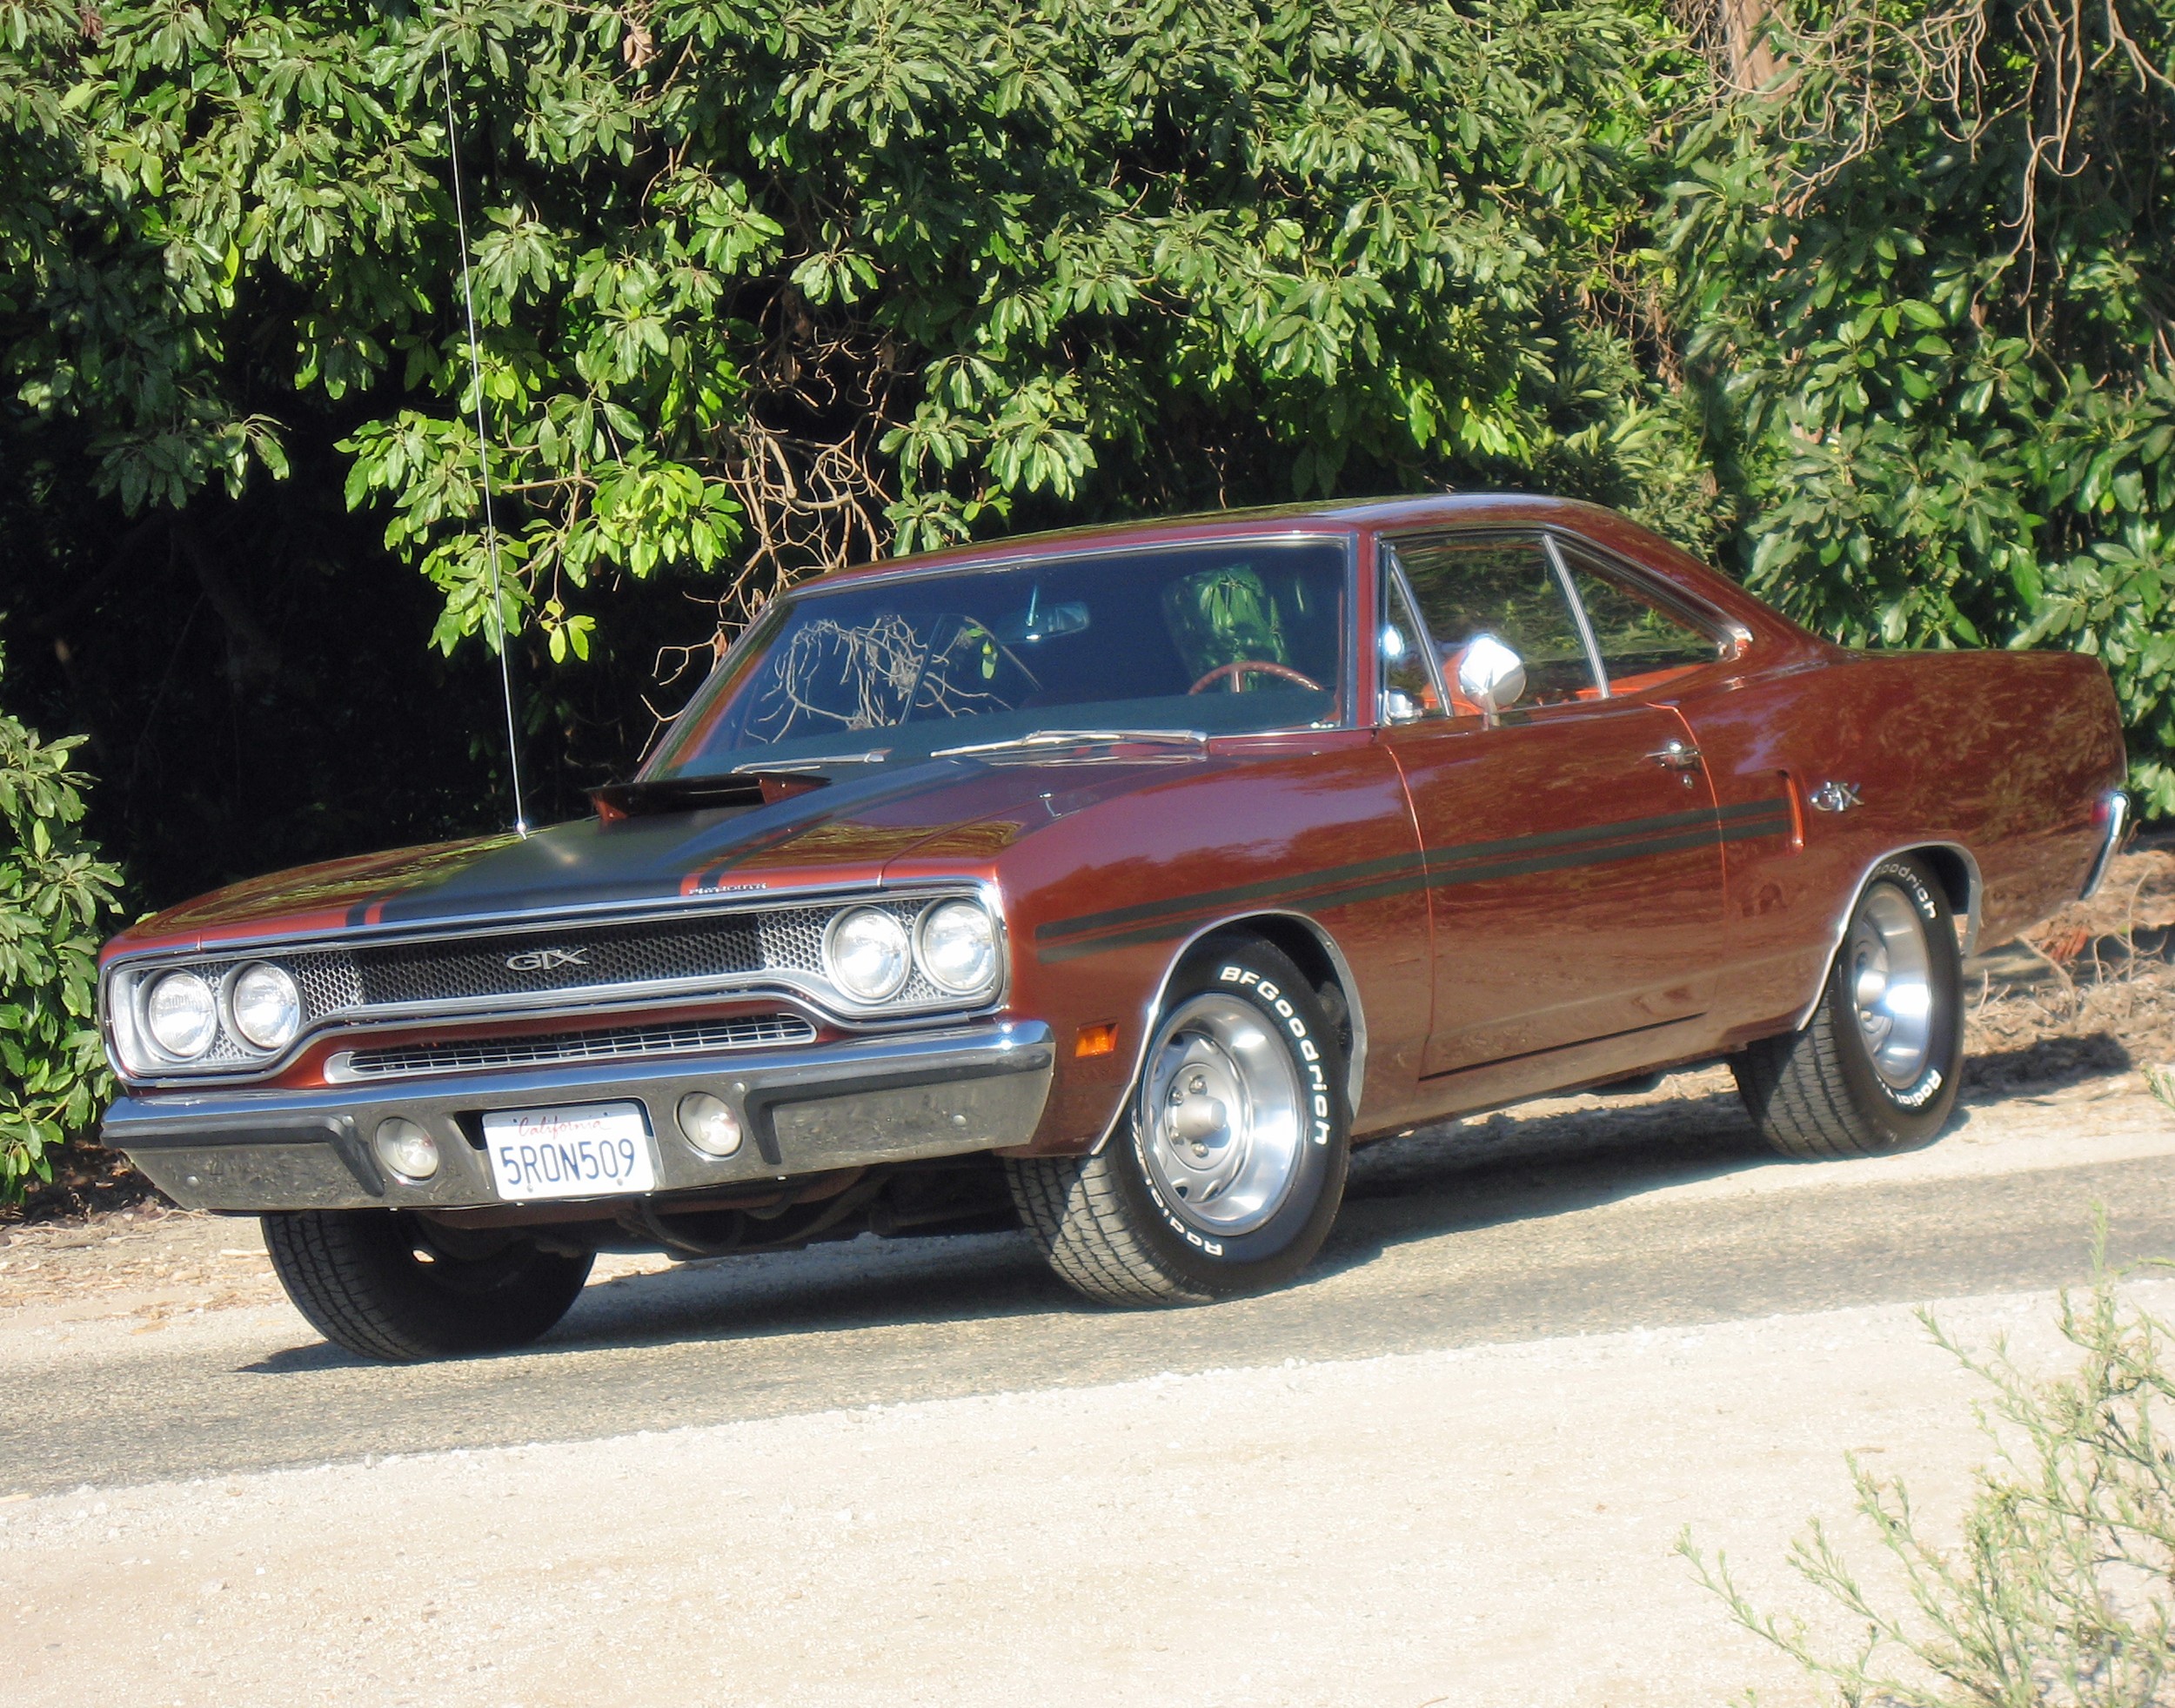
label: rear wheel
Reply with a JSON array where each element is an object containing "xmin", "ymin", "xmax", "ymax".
[
  {"xmin": 1005, "ymin": 939, "xmax": 1349, "ymax": 1304},
  {"xmin": 263, "ymin": 1209, "xmax": 593, "ymax": 1363},
  {"xmin": 1733, "ymin": 854, "xmax": 1964, "ymax": 1158}
]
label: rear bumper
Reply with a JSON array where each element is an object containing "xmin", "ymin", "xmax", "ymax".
[
  {"xmin": 101, "ymin": 1021, "xmax": 1056, "ymax": 1214},
  {"xmin": 2080, "ymin": 791, "xmax": 2130, "ymax": 901}
]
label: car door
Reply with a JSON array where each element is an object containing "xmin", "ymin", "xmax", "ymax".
[{"xmin": 1376, "ymin": 531, "xmax": 1729, "ymax": 1082}]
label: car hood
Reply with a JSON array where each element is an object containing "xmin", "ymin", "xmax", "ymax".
[{"xmin": 105, "ymin": 756, "xmax": 1192, "ymax": 957}]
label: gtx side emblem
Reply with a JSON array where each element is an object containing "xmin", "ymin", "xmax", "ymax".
[{"xmin": 505, "ymin": 947, "xmax": 590, "ymax": 972}]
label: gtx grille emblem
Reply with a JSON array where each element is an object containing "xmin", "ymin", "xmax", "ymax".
[{"xmin": 505, "ymin": 947, "xmax": 590, "ymax": 973}]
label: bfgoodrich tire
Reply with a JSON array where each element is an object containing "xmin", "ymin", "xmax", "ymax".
[
  {"xmin": 1004, "ymin": 938, "xmax": 1349, "ymax": 1304},
  {"xmin": 1733, "ymin": 854, "xmax": 1964, "ymax": 1158},
  {"xmin": 264, "ymin": 1210, "xmax": 593, "ymax": 1363}
]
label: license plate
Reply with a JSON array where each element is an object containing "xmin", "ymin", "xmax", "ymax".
[{"xmin": 481, "ymin": 1102, "xmax": 657, "ymax": 1202}]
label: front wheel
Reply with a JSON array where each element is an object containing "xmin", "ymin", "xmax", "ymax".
[
  {"xmin": 264, "ymin": 1210, "xmax": 593, "ymax": 1362},
  {"xmin": 1005, "ymin": 938, "xmax": 1349, "ymax": 1304},
  {"xmin": 1732, "ymin": 854, "xmax": 1964, "ymax": 1158}
]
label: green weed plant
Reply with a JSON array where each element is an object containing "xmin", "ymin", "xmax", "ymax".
[{"xmin": 1686, "ymin": 1245, "xmax": 2175, "ymax": 1705}]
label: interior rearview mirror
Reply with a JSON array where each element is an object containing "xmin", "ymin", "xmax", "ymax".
[{"xmin": 1455, "ymin": 633, "xmax": 1527, "ymax": 719}]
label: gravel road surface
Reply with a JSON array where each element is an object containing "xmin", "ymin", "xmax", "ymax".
[{"xmin": 4, "ymin": 1062, "xmax": 2173, "ymax": 1705}]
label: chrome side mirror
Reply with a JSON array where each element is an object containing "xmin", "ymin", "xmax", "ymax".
[
  {"xmin": 1455, "ymin": 633, "xmax": 1526, "ymax": 720},
  {"xmin": 1382, "ymin": 688, "xmax": 1424, "ymax": 724}
]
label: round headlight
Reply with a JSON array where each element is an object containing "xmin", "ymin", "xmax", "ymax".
[
  {"xmin": 144, "ymin": 971, "xmax": 218, "ymax": 1060},
  {"xmin": 917, "ymin": 900, "xmax": 998, "ymax": 995},
  {"xmin": 228, "ymin": 962, "xmax": 301, "ymax": 1052},
  {"xmin": 372, "ymin": 1117, "xmax": 439, "ymax": 1182},
  {"xmin": 824, "ymin": 908, "xmax": 911, "ymax": 1002}
]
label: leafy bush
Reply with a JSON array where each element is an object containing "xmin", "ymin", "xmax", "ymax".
[
  {"xmin": 1661, "ymin": 0, "xmax": 2175, "ymax": 813},
  {"xmin": 1684, "ymin": 1256, "xmax": 2175, "ymax": 1705},
  {"xmin": 0, "ymin": 640, "xmax": 120, "ymax": 1198}
]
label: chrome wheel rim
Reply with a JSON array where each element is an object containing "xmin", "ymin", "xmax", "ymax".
[
  {"xmin": 1139, "ymin": 993, "xmax": 1305, "ymax": 1236},
  {"xmin": 1847, "ymin": 882, "xmax": 1936, "ymax": 1088}
]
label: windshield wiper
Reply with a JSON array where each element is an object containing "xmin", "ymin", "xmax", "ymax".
[
  {"xmin": 930, "ymin": 728, "xmax": 1208, "ymax": 759},
  {"xmin": 728, "ymin": 749, "xmax": 890, "ymax": 774}
]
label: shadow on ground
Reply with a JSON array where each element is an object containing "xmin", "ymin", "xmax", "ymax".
[
  {"xmin": 16, "ymin": 1058, "xmax": 2167, "ymax": 1497},
  {"xmin": 246, "ymin": 1062, "xmax": 2119, "ymax": 1376}
]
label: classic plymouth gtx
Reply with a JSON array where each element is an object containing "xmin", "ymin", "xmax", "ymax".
[{"xmin": 97, "ymin": 495, "xmax": 2131, "ymax": 1360}]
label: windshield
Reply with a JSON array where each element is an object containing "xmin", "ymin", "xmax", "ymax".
[{"xmin": 647, "ymin": 538, "xmax": 1350, "ymax": 777}]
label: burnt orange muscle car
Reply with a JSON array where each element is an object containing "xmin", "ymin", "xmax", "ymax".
[{"xmin": 97, "ymin": 495, "xmax": 2132, "ymax": 1360}]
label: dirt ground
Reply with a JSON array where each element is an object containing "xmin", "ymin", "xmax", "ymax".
[{"xmin": 17, "ymin": 1281, "xmax": 2163, "ymax": 1708}]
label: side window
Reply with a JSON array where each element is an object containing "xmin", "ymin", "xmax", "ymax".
[
  {"xmin": 1554, "ymin": 543, "xmax": 1728, "ymax": 693},
  {"xmin": 1392, "ymin": 535, "xmax": 1596, "ymax": 710},
  {"xmin": 1378, "ymin": 564, "xmax": 1440, "ymax": 722}
]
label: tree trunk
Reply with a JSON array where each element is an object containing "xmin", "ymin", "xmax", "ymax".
[{"xmin": 1721, "ymin": 0, "xmax": 1784, "ymax": 90}]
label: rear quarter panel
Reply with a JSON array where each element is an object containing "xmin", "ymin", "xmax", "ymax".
[{"xmin": 1678, "ymin": 646, "xmax": 2125, "ymax": 1037}]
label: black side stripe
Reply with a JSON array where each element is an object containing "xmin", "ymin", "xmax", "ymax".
[
  {"xmin": 1033, "ymin": 849, "xmax": 1428, "ymax": 945},
  {"xmin": 1034, "ymin": 799, "xmax": 1783, "ymax": 947},
  {"xmin": 1034, "ymin": 795, "xmax": 1793, "ymax": 963},
  {"xmin": 1720, "ymin": 812, "xmax": 1793, "ymax": 846}
]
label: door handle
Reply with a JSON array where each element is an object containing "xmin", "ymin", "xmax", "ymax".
[{"xmin": 1645, "ymin": 740, "xmax": 1703, "ymax": 770}]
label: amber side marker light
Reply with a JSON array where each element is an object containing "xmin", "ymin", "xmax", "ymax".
[{"xmin": 1074, "ymin": 1021, "xmax": 1120, "ymax": 1059}]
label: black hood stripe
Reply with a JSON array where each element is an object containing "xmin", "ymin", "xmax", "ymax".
[{"xmin": 682, "ymin": 765, "xmax": 976, "ymax": 891}]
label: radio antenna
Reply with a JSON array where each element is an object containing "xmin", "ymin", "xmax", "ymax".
[{"xmin": 440, "ymin": 45, "xmax": 530, "ymax": 836}]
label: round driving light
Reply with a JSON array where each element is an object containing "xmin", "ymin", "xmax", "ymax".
[
  {"xmin": 917, "ymin": 900, "xmax": 998, "ymax": 995},
  {"xmin": 824, "ymin": 908, "xmax": 911, "ymax": 1002},
  {"xmin": 228, "ymin": 961, "xmax": 301, "ymax": 1052},
  {"xmin": 144, "ymin": 970, "xmax": 218, "ymax": 1060},
  {"xmin": 372, "ymin": 1117, "xmax": 439, "ymax": 1182},
  {"xmin": 677, "ymin": 1091, "xmax": 743, "ymax": 1158}
]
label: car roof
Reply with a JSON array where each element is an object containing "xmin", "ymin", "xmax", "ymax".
[{"xmin": 807, "ymin": 492, "xmax": 1632, "ymax": 588}]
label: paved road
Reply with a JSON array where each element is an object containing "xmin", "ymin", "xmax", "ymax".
[{"xmin": 12, "ymin": 1078, "xmax": 2172, "ymax": 1498}]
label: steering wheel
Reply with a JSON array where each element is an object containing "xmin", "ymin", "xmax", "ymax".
[{"xmin": 1187, "ymin": 660, "xmax": 1324, "ymax": 695}]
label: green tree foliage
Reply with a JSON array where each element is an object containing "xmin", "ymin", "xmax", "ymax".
[
  {"xmin": 1663, "ymin": 0, "xmax": 2175, "ymax": 812},
  {"xmin": 0, "ymin": 637, "xmax": 119, "ymax": 1197},
  {"xmin": 0, "ymin": 0, "xmax": 1703, "ymax": 664},
  {"xmin": 1, "ymin": 0, "xmax": 2172, "ymax": 874}
]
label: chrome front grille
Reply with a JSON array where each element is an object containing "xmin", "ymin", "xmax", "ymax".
[
  {"xmin": 106, "ymin": 888, "xmax": 991, "ymax": 1087},
  {"xmin": 293, "ymin": 952, "xmax": 365, "ymax": 1015},
  {"xmin": 349, "ymin": 917, "xmax": 766, "ymax": 1006},
  {"xmin": 338, "ymin": 1015, "xmax": 819, "ymax": 1080},
  {"xmin": 280, "ymin": 899, "xmax": 947, "ymax": 1023}
]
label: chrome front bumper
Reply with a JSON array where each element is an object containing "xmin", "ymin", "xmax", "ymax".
[{"xmin": 101, "ymin": 1021, "xmax": 1056, "ymax": 1215}]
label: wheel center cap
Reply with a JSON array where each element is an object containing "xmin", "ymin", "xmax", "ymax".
[
  {"xmin": 1157, "ymin": 1059, "xmax": 1243, "ymax": 1195},
  {"xmin": 1168, "ymin": 1091, "xmax": 1228, "ymax": 1145},
  {"xmin": 1855, "ymin": 956, "xmax": 1890, "ymax": 1015}
]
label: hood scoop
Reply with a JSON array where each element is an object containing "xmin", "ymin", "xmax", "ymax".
[{"xmin": 590, "ymin": 772, "xmax": 829, "ymax": 823}]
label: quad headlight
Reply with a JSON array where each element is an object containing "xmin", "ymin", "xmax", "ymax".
[
  {"xmin": 917, "ymin": 899, "xmax": 999, "ymax": 995},
  {"xmin": 228, "ymin": 961, "xmax": 301, "ymax": 1051},
  {"xmin": 824, "ymin": 908, "xmax": 913, "ymax": 1002},
  {"xmin": 820, "ymin": 896, "xmax": 1001, "ymax": 1008},
  {"xmin": 117, "ymin": 955, "xmax": 309, "ymax": 1074},
  {"xmin": 144, "ymin": 970, "xmax": 218, "ymax": 1060}
]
